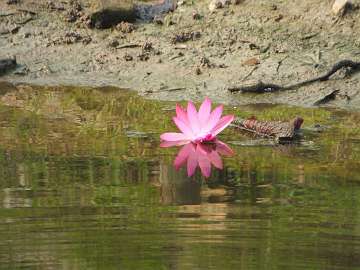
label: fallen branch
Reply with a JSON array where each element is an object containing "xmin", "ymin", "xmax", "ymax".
[
  {"xmin": 229, "ymin": 59, "xmax": 360, "ymax": 93},
  {"xmin": 16, "ymin": 17, "xmax": 34, "ymax": 25},
  {"xmin": 145, "ymin": 87, "xmax": 186, "ymax": 94},
  {"xmin": 313, "ymin": 89, "xmax": 340, "ymax": 106},
  {"xmin": 16, "ymin": 9, "xmax": 37, "ymax": 15},
  {"xmin": 0, "ymin": 12, "xmax": 16, "ymax": 17},
  {"xmin": 116, "ymin": 44, "xmax": 141, "ymax": 49},
  {"xmin": 159, "ymin": 87, "xmax": 186, "ymax": 92},
  {"xmin": 241, "ymin": 66, "xmax": 258, "ymax": 81},
  {"xmin": 229, "ymin": 81, "xmax": 282, "ymax": 93}
]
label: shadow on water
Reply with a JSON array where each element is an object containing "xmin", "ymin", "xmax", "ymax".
[{"xmin": 0, "ymin": 83, "xmax": 360, "ymax": 269}]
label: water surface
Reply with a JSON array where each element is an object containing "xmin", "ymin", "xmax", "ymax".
[{"xmin": 0, "ymin": 83, "xmax": 360, "ymax": 269}]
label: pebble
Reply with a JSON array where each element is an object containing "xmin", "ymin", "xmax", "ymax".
[
  {"xmin": 6, "ymin": 0, "xmax": 19, "ymax": 5},
  {"xmin": 195, "ymin": 67, "xmax": 202, "ymax": 75},
  {"xmin": 0, "ymin": 57, "xmax": 17, "ymax": 75},
  {"xmin": 124, "ymin": 54, "xmax": 133, "ymax": 61},
  {"xmin": 177, "ymin": 0, "xmax": 186, "ymax": 6},
  {"xmin": 192, "ymin": 11, "xmax": 201, "ymax": 20},
  {"xmin": 153, "ymin": 15, "xmax": 164, "ymax": 25},
  {"xmin": 209, "ymin": 0, "xmax": 239, "ymax": 12},
  {"xmin": 242, "ymin": 58, "xmax": 260, "ymax": 66},
  {"xmin": 108, "ymin": 39, "xmax": 119, "ymax": 48},
  {"xmin": 116, "ymin": 22, "xmax": 136, "ymax": 33},
  {"xmin": 332, "ymin": 0, "xmax": 350, "ymax": 15},
  {"xmin": 209, "ymin": 0, "xmax": 223, "ymax": 12}
]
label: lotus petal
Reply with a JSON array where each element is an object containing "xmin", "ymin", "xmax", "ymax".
[
  {"xmin": 176, "ymin": 104, "xmax": 189, "ymax": 125},
  {"xmin": 186, "ymin": 146, "xmax": 198, "ymax": 177},
  {"xmin": 216, "ymin": 140, "xmax": 234, "ymax": 156},
  {"xmin": 208, "ymin": 150, "xmax": 223, "ymax": 169},
  {"xmin": 174, "ymin": 143, "xmax": 193, "ymax": 169},
  {"xmin": 160, "ymin": 140, "xmax": 189, "ymax": 148},
  {"xmin": 198, "ymin": 97, "xmax": 211, "ymax": 127},
  {"xmin": 197, "ymin": 145, "xmax": 211, "ymax": 177},
  {"xmin": 211, "ymin": 115, "xmax": 234, "ymax": 136},
  {"xmin": 173, "ymin": 117, "xmax": 194, "ymax": 139},
  {"xmin": 187, "ymin": 101, "xmax": 201, "ymax": 135},
  {"xmin": 202, "ymin": 105, "xmax": 223, "ymax": 134},
  {"xmin": 160, "ymin": 132, "xmax": 188, "ymax": 142}
]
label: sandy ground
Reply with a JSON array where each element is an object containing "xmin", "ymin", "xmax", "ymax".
[{"xmin": 1, "ymin": 0, "xmax": 360, "ymax": 110}]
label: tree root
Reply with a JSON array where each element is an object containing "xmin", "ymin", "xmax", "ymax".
[{"xmin": 228, "ymin": 59, "xmax": 360, "ymax": 93}]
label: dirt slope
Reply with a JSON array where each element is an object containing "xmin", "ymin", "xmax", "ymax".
[{"xmin": 1, "ymin": 0, "xmax": 360, "ymax": 110}]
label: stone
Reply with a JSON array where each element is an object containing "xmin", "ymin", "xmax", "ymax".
[
  {"xmin": 332, "ymin": 0, "xmax": 351, "ymax": 15},
  {"xmin": 192, "ymin": 11, "xmax": 201, "ymax": 20},
  {"xmin": 135, "ymin": 0, "xmax": 177, "ymax": 21},
  {"xmin": 116, "ymin": 22, "xmax": 136, "ymax": 33},
  {"xmin": 124, "ymin": 54, "xmax": 133, "ymax": 61},
  {"xmin": 177, "ymin": 0, "xmax": 186, "ymax": 6},
  {"xmin": 153, "ymin": 15, "xmax": 164, "ymax": 25},
  {"xmin": 108, "ymin": 39, "xmax": 119, "ymax": 48},
  {"xmin": 209, "ymin": 0, "xmax": 233, "ymax": 12},
  {"xmin": 209, "ymin": 0, "xmax": 223, "ymax": 12},
  {"xmin": 87, "ymin": 1, "xmax": 176, "ymax": 28},
  {"xmin": 0, "ymin": 57, "xmax": 17, "ymax": 75},
  {"xmin": 89, "ymin": 8, "xmax": 136, "ymax": 29},
  {"xmin": 6, "ymin": 0, "xmax": 19, "ymax": 5}
]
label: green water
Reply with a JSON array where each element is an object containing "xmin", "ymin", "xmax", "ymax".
[{"xmin": 0, "ymin": 83, "xmax": 360, "ymax": 270}]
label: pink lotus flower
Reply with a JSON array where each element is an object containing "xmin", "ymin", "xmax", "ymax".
[
  {"xmin": 174, "ymin": 140, "xmax": 234, "ymax": 178},
  {"xmin": 160, "ymin": 98, "xmax": 234, "ymax": 146}
]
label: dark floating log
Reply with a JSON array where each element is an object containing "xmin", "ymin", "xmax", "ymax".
[
  {"xmin": 232, "ymin": 116, "xmax": 304, "ymax": 142},
  {"xmin": 0, "ymin": 57, "xmax": 17, "ymax": 75}
]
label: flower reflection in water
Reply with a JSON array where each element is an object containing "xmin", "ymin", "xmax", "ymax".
[{"xmin": 169, "ymin": 140, "xmax": 234, "ymax": 178}]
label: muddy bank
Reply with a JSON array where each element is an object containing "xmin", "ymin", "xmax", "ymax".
[{"xmin": 1, "ymin": 0, "xmax": 360, "ymax": 110}]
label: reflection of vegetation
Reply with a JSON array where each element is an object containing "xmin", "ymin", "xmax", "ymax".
[
  {"xmin": 220, "ymin": 104, "xmax": 360, "ymax": 185},
  {"xmin": 0, "ymin": 84, "xmax": 360, "ymax": 269},
  {"xmin": 234, "ymin": 104, "xmax": 332, "ymax": 124},
  {"xmin": 0, "ymin": 84, "xmax": 359, "ymax": 188},
  {"xmin": 0, "ymin": 85, "xmax": 174, "ymax": 158}
]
